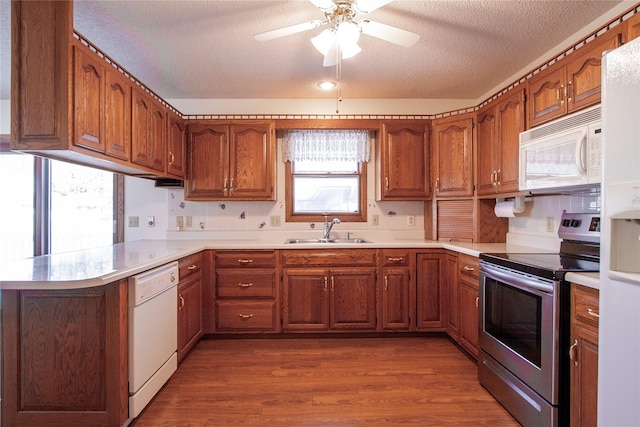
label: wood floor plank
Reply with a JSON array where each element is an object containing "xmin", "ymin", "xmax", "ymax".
[{"xmin": 132, "ymin": 336, "xmax": 520, "ymax": 426}]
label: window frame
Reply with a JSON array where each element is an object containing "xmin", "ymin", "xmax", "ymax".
[
  {"xmin": 0, "ymin": 136, "xmax": 124, "ymax": 258},
  {"xmin": 284, "ymin": 160, "xmax": 367, "ymax": 223}
]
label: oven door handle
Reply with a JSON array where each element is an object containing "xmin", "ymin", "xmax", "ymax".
[{"xmin": 481, "ymin": 263, "xmax": 555, "ymax": 294}]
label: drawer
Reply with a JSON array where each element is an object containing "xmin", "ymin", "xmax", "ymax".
[
  {"xmin": 215, "ymin": 251, "xmax": 276, "ymax": 268},
  {"xmin": 215, "ymin": 301, "xmax": 277, "ymax": 331},
  {"xmin": 281, "ymin": 249, "xmax": 377, "ymax": 267},
  {"xmin": 458, "ymin": 254, "xmax": 480, "ymax": 280},
  {"xmin": 573, "ymin": 284, "xmax": 600, "ymax": 330},
  {"xmin": 216, "ymin": 269, "xmax": 275, "ymax": 298},
  {"xmin": 179, "ymin": 252, "xmax": 203, "ymax": 280},
  {"xmin": 380, "ymin": 249, "xmax": 411, "ymax": 267}
]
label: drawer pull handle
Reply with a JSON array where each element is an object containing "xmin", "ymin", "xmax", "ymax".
[
  {"xmin": 387, "ymin": 257, "xmax": 404, "ymax": 263},
  {"xmin": 187, "ymin": 264, "xmax": 197, "ymax": 270},
  {"xmin": 238, "ymin": 259, "xmax": 254, "ymax": 264},
  {"xmin": 463, "ymin": 265, "xmax": 475, "ymax": 271},
  {"xmin": 179, "ymin": 294, "xmax": 185, "ymax": 310},
  {"xmin": 587, "ymin": 308, "xmax": 600, "ymax": 318},
  {"xmin": 238, "ymin": 282, "xmax": 253, "ymax": 288},
  {"xmin": 238, "ymin": 313, "xmax": 254, "ymax": 319}
]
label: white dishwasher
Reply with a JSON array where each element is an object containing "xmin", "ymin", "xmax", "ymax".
[{"xmin": 128, "ymin": 261, "xmax": 179, "ymax": 420}]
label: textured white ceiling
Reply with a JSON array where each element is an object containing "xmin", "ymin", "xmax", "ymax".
[{"xmin": 0, "ymin": 0, "xmax": 630, "ymax": 102}]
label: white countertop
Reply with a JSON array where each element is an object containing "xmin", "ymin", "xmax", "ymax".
[
  {"xmin": 0, "ymin": 238, "xmax": 551, "ymax": 290},
  {"xmin": 566, "ymin": 272, "xmax": 600, "ymax": 290}
]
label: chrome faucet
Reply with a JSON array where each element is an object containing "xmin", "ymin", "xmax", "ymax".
[{"xmin": 322, "ymin": 215, "xmax": 341, "ymax": 240}]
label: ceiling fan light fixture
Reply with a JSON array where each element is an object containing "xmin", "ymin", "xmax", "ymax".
[{"xmin": 311, "ymin": 28, "xmax": 335, "ymax": 55}]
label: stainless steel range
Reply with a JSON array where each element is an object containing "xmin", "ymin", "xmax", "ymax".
[{"xmin": 478, "ymin": 212, "xmax": 600, "ymax": 427}]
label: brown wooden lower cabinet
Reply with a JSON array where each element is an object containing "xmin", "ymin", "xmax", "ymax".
[
  {"xmin": 570, "ymin": 283, "xmax": 600, "ymax": 427},
  {"xmin": 178, "ymin": 252, "xmax": 204, "ymax": 361},
  {"xmin": 1, "ymin": 281, "xmax": 128, "ymax": 426},
  {"xmin": 416, "ymin": 251, "xmax": 450, "ymax": 331},
  {"xmin": 379, "ymin": 249, "xmax": 414, "ymax": 331}
]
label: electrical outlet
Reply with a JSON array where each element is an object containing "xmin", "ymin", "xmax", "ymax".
[
  {"xmin": 147, "ymin": 216, "xmax": 155, "ymax": 227},
  {"xmin": 546, "ymin": 216, "xmax": 555, "ymax": 233},
  {"xmin": 185, "ymin": 216, "xmax": 192, "ymax": 227},
  {"xmin": 270, "ymin": 215, "xmax": 281, "ymax": 226},
  {"xmin": 372, "ymin": 214, "xmax": 379, "ymax": 226},
  {"xmin": 128, "ymin": 216, "xmax": 139, "ymax": 227},
  {"xmin": 407, "ymin": 215, "xmax": 415, "ymax": 226},
  {"xmin": 176, "ymin": 216, "xmax": 184, "ymax": 228}
]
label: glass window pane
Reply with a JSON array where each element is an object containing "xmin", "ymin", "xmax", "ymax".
[
  {"xmin": 0, "ymin": 154, "xmax": 35, "ymax": 262},
  {"xmin": 294, "ymin": 159, "xmax": 358, "ymax": 174},
  {"xmin": 50, "ymin": 160, "xmax": 114, "ymax": 254},
  {"xmin": 294, "ymin": 176, "xmax": 359, "ymax": 213}
]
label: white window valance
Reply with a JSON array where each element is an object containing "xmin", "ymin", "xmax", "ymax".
[{"xmin": 282, "ymin": 130, "xmax": 370, "ymax": 163}]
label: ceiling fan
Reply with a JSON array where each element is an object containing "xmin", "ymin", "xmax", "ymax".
[{"xmin": 254, "ymin": 0, "xmax": 420, "ymax": 67}]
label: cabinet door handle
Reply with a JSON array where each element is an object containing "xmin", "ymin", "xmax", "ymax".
[
  {"xmin": 187, "ymin": 264, "xmax": 197, "ymax": 270},
  {"xmin": 238, "ymin": 259, "xmax": 254, "ymax": 265},
  {"xmin": 475, "ymin": 296, "xmax": 479, "ymax": 308},
  {"xmin": 238, "ymin": 313, "xmax": 254, "ymax": 319},
  {"xmin": 496, "ymin": 169, "xmax": 501, "ymax": 185},
  {"xmin": 229, "ymin": 178, "xmax": 234, "ymax": 194},
  {"xmin": 569, "ymin": 339, "xmax": 578, "ymax": 366},
  {"xmin": 324, "ymin": 276, "xmax": 328, "ymax": 292},
  {"xmin": 385, "ymin": 176, "xmax": 389, "ymax": 191},
  {"xmin": 384, "ymin": 275, "xmax": 388, "ymax": 291},
  {"xmin": 587, "ymin": 308, "xmax": 600, "ymax": 318},
  {"xmin": 567, "ymin": 80, "xmax": 573, "ymax": 103},
  {"xmin": 463, "ymin": 265, "xmax": 475, "ymax": 272},
  {"xmin": 331, "ymin": 276, "xmax": 335, "ymax": 291},
  {"xmin": 387, "ymin": 257, "xmax": 404, "ymax": 263},
  {"xmin": 238, "ymin": 282, "xmax": 253, "ymax": 288},
  {"xmin": 435, "ymin": 178, "xmax": 440, "ymax": 193},
  {"xmin": 179, "ymin": 294, "xmax": 185, "ymax": 310},
  {"xmin": 168, "ymin": 151, "xmax": 175, "ymax": 165}
]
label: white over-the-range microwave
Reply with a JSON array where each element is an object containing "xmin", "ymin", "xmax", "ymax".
[{"xmin": 519, "ymin": 105, "xmax": 602, "ymax": 193}]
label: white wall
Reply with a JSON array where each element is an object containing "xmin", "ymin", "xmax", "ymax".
[
  {"xmin": 124, "ymin": 175, "xmax": 170, "ymax": 241},
  {"xmin": 0, "ymin": 100, "xmax": 9, "ymax": 134}
]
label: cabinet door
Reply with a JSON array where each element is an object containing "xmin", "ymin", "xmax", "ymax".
[
  {"xmin": 624, "ymin": 12, "xmax": 640, "ymax": 42},
  {"xmin": 167, "ymin": 112, "xmax": 186, "ymax": 178},
  {"xmin": 330, "ymin": 268, "xmax": 377, "ymax": 331},
  {"xmin": 148, "ymin": 101, "xmax": 167, "ymax": 172},
  {"xmin": 416, "ymin": 253, "xmax": 445, "ymax": 330},
  {"xmin": 459, "ymin": 279, "xmax": 479, "ymax": 359},
  {"xmin": 570, "ymin": 325, "xmax": 599, "ymax": 427},
  {"xmin": 104, "ymin": 69, "xmax": 131, "ymax": 160},
  {"xmin": 228, "ymin": 123, "xmax": 275, "ymax": 200},
  {"xmin": 476, "ymin": 104, "xmax": 497, "ymax": 196},
  {"xmin": 73, "ymin": 46, "xmax": 105, "ymax": 153},
  {"xmin": 566, "ymin": 31, "xmax": 620, "ymax": 114},
  {"xmin": 131, "ymin": 90, "xmax": 151, "ymax": 168},
  {"xmin": 282, "ymin": 269, "xmax": 330, "ymax": 331},
  {"xmin": 432, "ymin": 116, "xmax": 474, "ymax": 197},
  {"xmin": 178, "ymin": 274, "xmax": 203, "ymax": 362},
  {"xmin": 528, "ymin": 65, "xmax": 567, "ymax": 127},
  {"xmin": 381, "ymin": 267, "xmax": 411, "ymax": 330},
  {"xmin": 495, "ymin": 88, "xmax": 526, "ymax": 194},
  {"xmin": 379, "ymin": 122, "xmax": 430, "ymax": 200},
  {"xmin": 185, "ymin": 124, "xmax": 229, "ymax": 200}
]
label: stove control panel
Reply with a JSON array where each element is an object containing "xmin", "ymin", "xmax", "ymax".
[{"xmin": 558, "ymin": 213, "xmax": 601, "ymax": 243}]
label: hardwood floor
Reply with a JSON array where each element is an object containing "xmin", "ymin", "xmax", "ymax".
[{"xmin": 132, "ymin": 336, "xmax": 520, "ymax": 426}]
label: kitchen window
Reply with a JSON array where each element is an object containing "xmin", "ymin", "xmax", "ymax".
[
  {"xmin": 283, "ymin": 130, "xmax": 369, "ymax": 223},
  {"xmin": 0, "ymin": 139, "xmax": 123, "ymax": 262}
]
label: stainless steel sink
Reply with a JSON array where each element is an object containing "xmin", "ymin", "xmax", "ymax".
[{"xmin": 284, "ymin": 238, "xmax": 371, "ymax": 244}]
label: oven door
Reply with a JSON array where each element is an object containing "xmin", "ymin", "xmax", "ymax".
[{"xmin": 479, "ymin": 262, "xmax": 560, "ymax": 404}]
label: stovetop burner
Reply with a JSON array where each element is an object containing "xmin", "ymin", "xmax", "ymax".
[{"xmin": 480, "ymin": 213, "xmax": 601, "ymax": 281}]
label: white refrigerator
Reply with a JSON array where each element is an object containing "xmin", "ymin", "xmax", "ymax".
[{"xmin": 599, "ymin": 36, "xmax": 640, "ymax": 426}]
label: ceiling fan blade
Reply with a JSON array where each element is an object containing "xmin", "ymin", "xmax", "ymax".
[
  {"xmin": 359, "ymin": 20, "xmax": 420, "ymax": 47},
  {"xmin": 308, "ymin": 0, "xmax": 336, "ymax": 12},
  {"xmin": 352, "ymin": 0, "xmax": 394, "ymax": 14},
  {"xmin": 255, "ymin": 20, "xmax": 323, "ymax": 42}
]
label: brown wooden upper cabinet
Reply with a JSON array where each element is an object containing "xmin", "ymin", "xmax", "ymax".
[
  {"xmin": 185, "ymin": 122, "xmax": 276, "ymax": 200},
  {"xmin": 431, "ymin": 114, "xmax": 474, "ymax": 198},
  {"xmin": 624, "ymin": 11, "xmax": 640, "ymax": 43},
  {"xmin": 73, "ymin": 42, "xmax": 132, "ymax": 161},
  {"xmin": 476, "ymin": 88, "xmax": 526, "ymax": 196},
  {"xmin": 131, "ymin": 88, "xmax": 167, "ymax": 172},
  {"xmin": 377, "ymin": 122, "xmax": 431, "ymax": 200},
  {"xmin": 528, "ymin": 30, "xmax": 621, "ymax": 127},
  {"xmin": 166, "ymin": 111, "xmax": 186, "ymax": 179}
]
